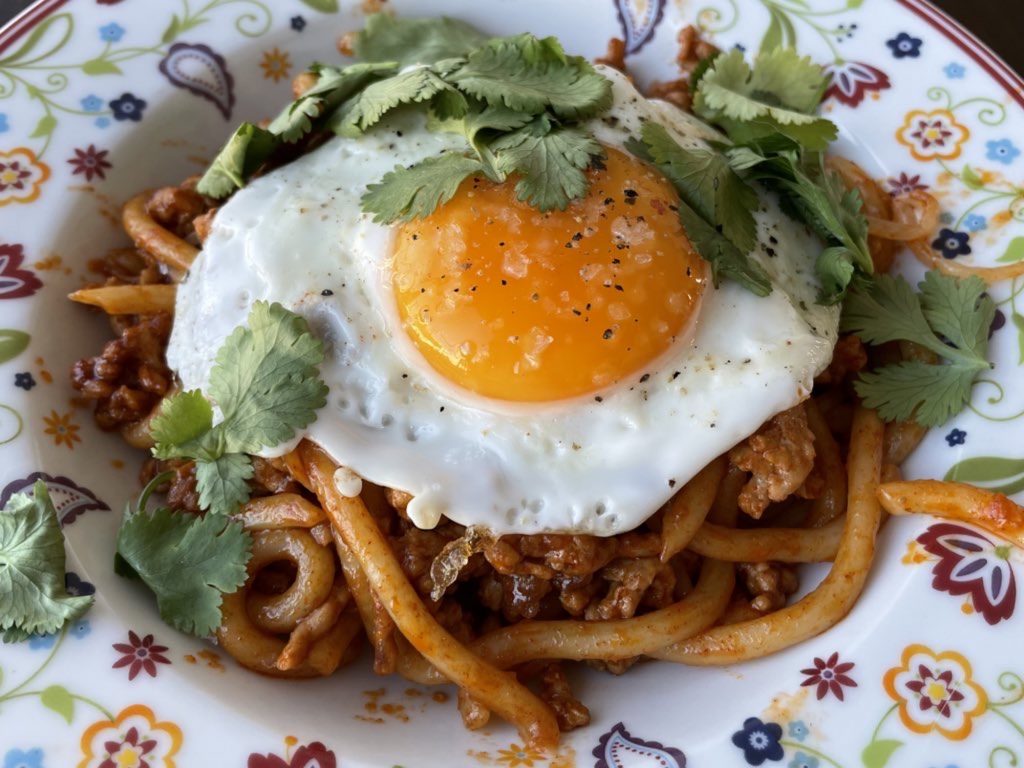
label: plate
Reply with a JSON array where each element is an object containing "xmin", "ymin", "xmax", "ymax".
[{"xmin": 2, "ymin": 0, "xmax": 1024, "ymax": 766}]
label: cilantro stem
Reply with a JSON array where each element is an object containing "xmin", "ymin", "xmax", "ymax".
[{"xmin": 0, "ymin": 627, "xmax": 66, "ymax": 701}]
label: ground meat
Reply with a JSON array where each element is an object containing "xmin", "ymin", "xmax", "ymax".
[
  {"xmin": 645, "ymin": 78, "xmax": 692, "ymax": 110},
  {"xmin": 729, "ymin": 405, "xmax": 819, "ymax": 519},
  {"xmin": 140, "ymin": 458, "xmax": 201, "ymax": 514},
  {"xmin": 71, "ymin": 313, "xmax": 172, "ymax": 430},
  {"xmin": 192, "ymin": 209, "xmax": 216, "ymax": 243},
  {"xmin": 538, "ymin": 663, "xmax": 591, "ymax": 731},
  {"xmin": 595, "ymin": 38, "xmax": 627, "ymax": 72},
  {"xmin": 146, "ymin": 184, "xmax": 208, "ymax": 240},
  {"xmin": 392, "ymin": 525, "xmax": 457, "ymax": 597},
  {"xmin": 477, "ymin": 572, "xmax": 553, "ymax": 622},
  {"xmin": 675, "ymin": 24, "xmax": 718, "ymax": 71},
  {"xmin": 816, "ymin": 335, "xmax": 868, "ymax": 386},
  {"xmin": 585, "ymin": 557, "xmax": 664, "ymax": 621},
  {"xmin": 738, "ymin": 562, "xmax": 799, "ymax": 613},
  {"xmin": 250, "ymin": 457, "xmax": 301, "ymax": 496}
]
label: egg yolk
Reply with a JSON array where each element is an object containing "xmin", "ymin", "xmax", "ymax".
[{"xmin": 391, "ymin": 147, "xmax": 707, "ymax": 402}]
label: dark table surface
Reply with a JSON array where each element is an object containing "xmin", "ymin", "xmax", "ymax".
[{"xmin": 0, "ymin": 0, "xmax": 1021, "ymax": 73}]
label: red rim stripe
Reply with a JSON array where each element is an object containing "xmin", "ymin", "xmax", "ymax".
[{"xmin": 0, "ymin": 0, "xmax": 71, "ymax": 57}]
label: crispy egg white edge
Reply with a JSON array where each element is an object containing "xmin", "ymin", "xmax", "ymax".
[{"xmin": 167, "ymin": 65, "xmax": 839, "ymax": 535}]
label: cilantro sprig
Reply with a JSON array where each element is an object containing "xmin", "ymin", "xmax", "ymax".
[
  {"xmin": 197, "ymin": 15, "xmax": 613, "ymax": 216},
  {"xmin": 0, "ymin": 481, "xmax": 94, "ymax": 643},
  {"xmin": 150, "ymin": 302, "xmax": 328, "ymax": 516},
  {"xmin": 694, "ymin": 48, "xmax": 836, "ymax": 151},
  {"xmin": 629, "ymin": 122, "xmax": 770, "ymax": 296},
  {"xmin": 115, "ymin": 473, "xmax": 252, "ymax": 637},
  {"xmin": 691, "ymin": 47, "xmax": 871, "ymax": 302},
  {"xmin": 841, "ymin": 272, "xmax": 995, "ymax": 427}
]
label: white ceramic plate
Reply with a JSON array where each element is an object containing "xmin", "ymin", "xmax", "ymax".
[{"xmin": 3, "ymin": 0, "xmax": 1024, "ymax": 766}]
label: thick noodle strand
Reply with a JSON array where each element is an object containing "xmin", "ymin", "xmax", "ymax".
[
  {"xmin": 652, "ymin": 407, "xmax": 884, "ymax": 664},
  {"xmin": 878, "ymin": 480, "xmax": 1024, "ymax": 548},
  {"xmin": 300, "ymin": 441, "xmax": 561, "ymax": 750},
  {"xmin": 123, "ymin": 193, "xmax": 198, "ymax": 272}
]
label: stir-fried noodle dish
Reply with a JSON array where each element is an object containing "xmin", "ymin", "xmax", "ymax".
[{"xmin": 52, "ymin": 14, "xmax": 1024, "ymax": 749}]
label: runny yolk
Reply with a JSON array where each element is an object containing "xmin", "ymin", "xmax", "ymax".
[{"xmin": 391, "ymin": 146, "xmax": 707, "ymax": 402}]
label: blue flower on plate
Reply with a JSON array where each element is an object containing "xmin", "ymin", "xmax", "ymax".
[
  {"xmin": 732, "ymin": 717, "xmax": 784, "ymax": 765},
  {"xmin": 99, "ymin": 22, "xmax": 125, "ymax": 42},
  {"xmin": 0, "ymin": 114, "xmax": 8, "ymax": 133},
  {"xmin": 787, "ymin": 721, "xmax": 809, "ymax": 742},
  {"xmin": 65, "ymin": 571, "xmax": 96, "ymax": 597},
  {"xmin": 69, "ymin": 619, "xmax": 91, "ymax": 640},
  {"xmin": 944, "ymin": 62, "xmax": 966, "ymax": 79},
  {"xmin": 887, "ymin": 32, "xmax": 923, "ymax": 59},
  {"xmin": 80, "ymin": 94, "xmax": 103, "ymax": 112},
  {"xmin": 964, "ymin": 214, "xmax": 988, "ymax": 232},
  {"xmin": 3, "ymin": 748, "xmax": 44, "ymax": 768},
  {"xmin": 946, "ymin": 428, "xmax": 967, "ymax": 447},
  {"xmin": 987, "ymin": 139, "xmax": 1021, "ymax": 166},
  {"xmin": 27, "ymin": 633, "xmax": 56, "ymax": 650},
  {"xmin": 95, "ymin": 116, "xmax": 111, "ymax": 129},
  {"xmin": 291, "ymin": 15, "xmax": 306, "ymax": 31},
  {"xmin": 932, "ymin": 228, "xmax": 972, "ymax": 259},
  {"xmin": 788, "ymin": 753, "xmax": 819, "ymax": 768},
  {"xmin": 109, "ymin": 93, "xmax": 146, "ymax": 122},
  {"xmin": 14, "ymin": 372, "xmax": 34, "ymax": 391}
]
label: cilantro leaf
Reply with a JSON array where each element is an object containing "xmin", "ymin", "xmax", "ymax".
[
  {"xmin": 676, "ymin": 201, "xmax": 772, "ymax": 296},
  {"xmin": 637, "ymin": 121, "xmax": 758, "ymax": 253},
  {"xmin": 841, "ymin": 273, "xmax": 994, "ymax": 427},
  {"xmin": 196, "ymin": 123, "xmax": 279, "ymax": 198},
  {"xmin": 150, "ymin": 389, "xmax": 214, "ymax": 461},
  {"xmin": 116, "ymin": 506, "xmax": 251, "ymax": 637},
  {"xmin": 355, "ymin": 13, "xmax": 487, "ymax": 67},
  {"xmin": 361, "ymin": 153, "xmax": 486, "ymax": 223},
  {"xmin": 0, "ymin": 481, "xmax": 93, "ymax": 642},
  {"xmin": 854, "ymin": 360, "xmax": 981, "ymax": 428},
  {"xmin": 694, "ymin": 49, "xmax": 836, "ymax": 150},
  {"xmin": 150, "ymin": 303, "xmax": 328, "ymax": 515},
  {"xmin": 208, "ymin": 301, "xmax": 328, "ymax": 455},
  {"xmin": 449, "ymin": 34, "xmax": 612, "ymax": 119},
  {"xmin": 491, "ymin": 121, "xmax": 603, "ymax": 211},
  {"xmin": 195, "ymin": 454, "xmax": 253, "ymax": 517},
  {"xmin": 332, "ymin": 66, "xmax": 455, "ymax": 137},
  {"xmin": 919, "ymin": 270, "xmax": 995, "ymax": 359},
  {"xmin": 269, "ymin": 62, "xmax": 399, "ymax": 142},
  {"xmin": 746, "ymin": 151, "xmax": 871, "ymax": 302}
]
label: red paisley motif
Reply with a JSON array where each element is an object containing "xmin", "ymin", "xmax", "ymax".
[
  {"xmin": 0, "ymin": 243, "xmax": 42, "ymax": 299},
  {"xmin": 917, "ymin": 522, "xmax": 1016, "ymax": 625},
  {"xmin": 824, "ymin": 61, "xmax": 892, "ymax": 107}
]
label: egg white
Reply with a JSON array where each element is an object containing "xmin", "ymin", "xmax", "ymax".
[{"xmin": 167, "ymin": 66, "xmax": 839, "ymax": 536}]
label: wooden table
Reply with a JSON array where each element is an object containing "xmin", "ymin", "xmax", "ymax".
[{"xmin": 0, "ymin": 0, "xmax": 1020, "ymax": 79}]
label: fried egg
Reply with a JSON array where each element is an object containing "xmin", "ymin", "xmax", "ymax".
[{"xmin": 167, "ymin": 66, "xmax": 839, "ymax": 536}]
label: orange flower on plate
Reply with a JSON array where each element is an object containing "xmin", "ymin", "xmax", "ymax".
[
  {"xmin": 260, "ymin": 47, "xmax": 292, "ymax": 82},
  {"xmin": 78, "ymin": 704, "xmax": 182, "ymax": 768},
  {"xmin": 43, "ymin": 409, "xmax": 81, "ymax": 449},
  {"xmin": 496, "ymin": 744, "xmax": 544, "ymax": 767},
  {"xmin": 883, "ymin": 643, "xmax": 987, "ymax": 740},
  {"xmin": 897, "ymin": 109, "xmax": 970, "ymax": 161},
  {"xmin": 0, "ymin": 147, "xmax": 50, "ymax": 206}
]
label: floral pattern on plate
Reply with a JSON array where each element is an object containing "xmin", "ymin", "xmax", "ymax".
[{"xmin": 3, "ymin": 0, "xmax": 1024, "ymax": 765}]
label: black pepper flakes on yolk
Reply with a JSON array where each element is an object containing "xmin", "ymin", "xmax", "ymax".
[{"xmin": 390, "ymin": 146, "xmax": 707, "ymax": 402}]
